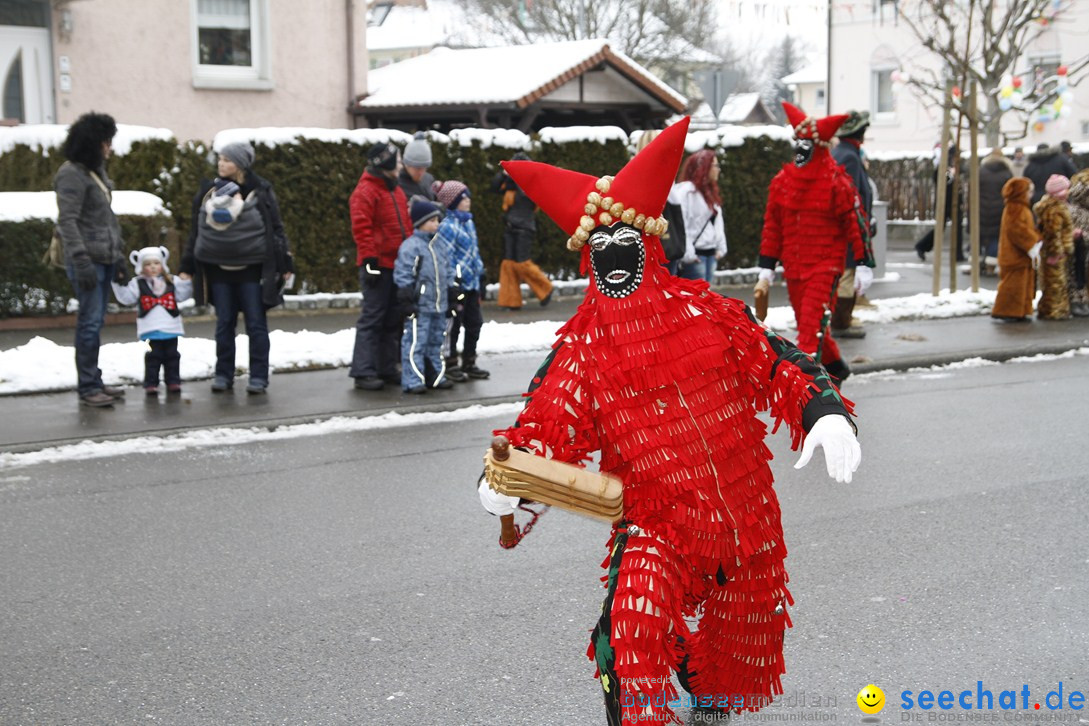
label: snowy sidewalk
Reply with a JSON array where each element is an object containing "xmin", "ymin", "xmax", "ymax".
[{"xmin": 2, "ymin": 311, "xmax": 1087, "ymax": 455}]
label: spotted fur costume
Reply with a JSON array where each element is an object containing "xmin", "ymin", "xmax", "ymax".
[
  {"xmin": 1034, "ymin": 194, "xmax": 1074, "ymax": 320},
  {"xmin": 494, "ymin": 119, "xmax": 855, "ymax": 725},
  {"xmin": 759, "ymin": 103, "xmax": 866, "ymax": 382}
]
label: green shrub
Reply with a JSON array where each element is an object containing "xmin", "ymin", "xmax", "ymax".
[{"xmin": 0, "ymin": 129, "xmax": 803, "ymax": 311}]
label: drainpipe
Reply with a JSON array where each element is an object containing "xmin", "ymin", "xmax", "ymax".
[
  {"xmin": 826, "ymin": 0, "xmax": 833, "ymax": 112},
  {"xmin": 346, "ymin": 0, "xmax": 357, "ymax": 129}
]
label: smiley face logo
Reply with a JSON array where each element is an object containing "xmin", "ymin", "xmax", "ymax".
[{"xmin": 857, "ymin": 684, "xmax": 885, "ymax": 714}]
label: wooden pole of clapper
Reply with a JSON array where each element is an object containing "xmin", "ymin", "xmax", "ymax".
[
  {"xmin": 968, "ymin": 80, "xmax": 981, "ymax": 293},
  {"xmin": 932, "ymin": 80, "xmax": 953, "ymax": 297}
]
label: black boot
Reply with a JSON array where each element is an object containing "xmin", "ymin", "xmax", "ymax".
[
  {"xmin": 462, "ymin": 357, "xmax": 490, "ymax": 379},
  {"xmin": 444, "ymin": 354, "xmax": 469, "ymax": 382}
]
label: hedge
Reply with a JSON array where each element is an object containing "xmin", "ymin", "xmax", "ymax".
[{"xmin": 0, "ymin": 214, "xmax": 178, "ymax": 317}]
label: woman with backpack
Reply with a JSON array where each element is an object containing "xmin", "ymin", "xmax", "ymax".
[{"xmin": 666, "ymin": 149, "xmax": 727, "ymax": 283}]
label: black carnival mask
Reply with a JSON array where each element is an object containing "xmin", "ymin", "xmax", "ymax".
[
  {"xmin": 589, "ymin": 223, "xmax": 645, "ymax": 299},
  {"xmin": 793, "ymin": 139, "xmax": 814, "ymax": 167}
]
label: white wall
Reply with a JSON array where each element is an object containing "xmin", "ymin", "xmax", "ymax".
[
  {"xmin": 829, "ymin": 1, "xmax": 1089, "ymax": 152},
  {"xmin": 52, "ymin": 0, "xmax": 368, "ymax": 142}
]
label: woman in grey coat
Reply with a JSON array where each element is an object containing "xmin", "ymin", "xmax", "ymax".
[{"xmin": 54, "ymin": 112, "xmax": 126, "ymax": 408}]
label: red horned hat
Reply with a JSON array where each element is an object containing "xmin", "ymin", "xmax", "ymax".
[
  {"xmin": 782, "ymin": 101, "xmax": 849, "ymax": 146},
  {"xmin": 501, "ymin": 117, "xmax": 690, "ymax": 251}
]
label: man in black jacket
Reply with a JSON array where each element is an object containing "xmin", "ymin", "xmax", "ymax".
[{"xmin": 831, "ymin": 110, "xmax": 873, "ymax": 338}]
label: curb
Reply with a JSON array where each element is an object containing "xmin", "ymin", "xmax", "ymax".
[{"xmin": 0, "ymin": 392, "xmax": 527, "ymax": 456}]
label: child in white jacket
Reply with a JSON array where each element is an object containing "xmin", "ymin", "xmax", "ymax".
[{"xmin": 111, "ymin": 246, "xmax": 193, "ymax": 395}]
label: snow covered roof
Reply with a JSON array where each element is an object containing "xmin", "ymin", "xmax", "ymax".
[
  {"xmin": 359, "ymin": 39, "xmax": 687, "ymax": 112},
  {"xmin": 781, "ymin": 63, "xmax": 826, "ymax": 86},
  {"xmin": 717, "ymin": 93, "xmax": 775, "ymax": 124}
]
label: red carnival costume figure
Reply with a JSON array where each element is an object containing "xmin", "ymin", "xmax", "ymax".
[
  {"xmin": 758, "ymin": 102, "xmax": 871, "ymax": 384},
  {"xmin": 478, "ymin": 118, "xmax": 862, "ymax": 725}
]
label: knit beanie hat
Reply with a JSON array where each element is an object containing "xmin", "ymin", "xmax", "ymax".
[
  {"xmin": 130, "ymin": 245, "xmax": 169, "ymax": 275},
  {"xmin": 433, "ymin": 179, "xmax": 470, "ymax": 209},
  {"xmin": 367, "ymin": 141, "xmax": 399, "ymax": 171},
  {"xmin": 1045, "ymin": 174, "xmax": 1070, "ymax": 199},
  {"xmin": 219, "ymin": 141, "xmax": 255, "ymax": 170},
  {"xmin": 403, "ymin": 132, "xmax": 432, "ymax": 168},
  {"xmin": 411, "ymin": 199, "xmax": 442, "ymax": 228}
]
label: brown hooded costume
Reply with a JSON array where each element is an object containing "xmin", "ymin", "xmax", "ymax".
[{"xmin": 992, "ymin": 177, "xmax": 1037, "ymax": 320}]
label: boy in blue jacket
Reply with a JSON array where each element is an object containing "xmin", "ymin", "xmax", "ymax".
[
  {"xmin": 394, "ymin": 199, "xmax": 457, "ymax": 394},
  {"xmin": 433, "ymin": 180, "xmax": 489, "ymax": 380}
]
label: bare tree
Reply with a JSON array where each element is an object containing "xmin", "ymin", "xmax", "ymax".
[
  {"xmin": 760, "ymin": 35, "xmax": 806, "ymax": 121},
  {"xmin": 896, "ymin": 0, "xmax": 1089, "ymax": 145},
  {"xmin": 464, "ymin": 0, "xmax": 719, "ymax": 82}
]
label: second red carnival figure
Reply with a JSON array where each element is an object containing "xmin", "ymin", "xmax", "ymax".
[
  {"xmin": 478, "ymin": 118, "xmax": 862, "ymax": 725},
  {"xmin": 759, "ymin": 102, "xmax": 875, "ymax": 384}
]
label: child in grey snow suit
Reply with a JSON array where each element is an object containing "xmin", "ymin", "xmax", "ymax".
[
  {"xmin": 111, "ymin": 246, "xmax": 193, "ymax": 395},
  {"xmin": 394, "ymin": 200, "xmax": 458, "ymax": 394}
]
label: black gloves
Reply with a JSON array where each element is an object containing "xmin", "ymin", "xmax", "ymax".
[
  {"xmin": 72, "ymin": 255, "xmax": 98, "ymax": 291},
  {"xmin": 113, "ymin": 265, "xmax": 130, "ymax": 285},
  {"xmin": 448, "ymin": 286, "xmax": 466, "ymax": 317},
  {"xmin": 396, "ymin": 285, "xmax": 418, "ymax": 317},
  {"xmin": 362, "ymin": 257, "xmax": 382, "ymax": 288}
]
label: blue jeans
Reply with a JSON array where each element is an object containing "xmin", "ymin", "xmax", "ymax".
[
  {"xmin": 210, "ymin": 280, "xmax": 269, "ymax": 384},
  {"xmin": 696, "ymin": 254, "xmax": 717, "ymax": 284},
  {"xmin": 66, "ymin": 261, "xmax": 115, "ymax": 396},
  {"xmin": 675, "ymin": 260, "xmax": 703, "ymax": 281}
]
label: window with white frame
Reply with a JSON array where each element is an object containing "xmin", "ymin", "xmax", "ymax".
[
  {"xmin": 192, "ymin": 0, "xmax": 271, "ymax": 89},
  {"xmin": 872, "ymin": 68, "xmax": 895, "ymax": 118},
  {"xmin": 815, "ymin": 87, "xmax": 826, "ymax": 112},
  {"xmin": 1027, "ymin": 54, "xmax": 1060, "ymax": 97}
]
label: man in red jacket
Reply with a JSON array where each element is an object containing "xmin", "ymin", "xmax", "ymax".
[{"xmin": 349, "ymin": 142, "xmax": 411, "ymax": 390}]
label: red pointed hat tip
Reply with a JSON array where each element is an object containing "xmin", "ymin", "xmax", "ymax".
[
  {"xmin": 782, "ymin": 101, "xmax": 849, "ymax": 142},
  {"xmin": 499, "ymin": 117, "xmax": 691, "ymax": 251}
]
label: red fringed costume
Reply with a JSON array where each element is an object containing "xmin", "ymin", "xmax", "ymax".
[
  {"xmin": 759, "ymin": 102, "xmax": 866, "ymax": 382},
  {"xmin": 493, "ymin": 118, "xmax": 856, "ymax": 725}
]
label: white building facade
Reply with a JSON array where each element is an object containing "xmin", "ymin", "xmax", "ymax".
[{"xmin": 829, "ymin": 1, "xmax": 1089, "ymax": 152}]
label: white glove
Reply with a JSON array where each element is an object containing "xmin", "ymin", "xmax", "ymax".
[
  {"xmin": 478, "ymin": 474, "xmax": 519, "ymax": 517},
  {"xmin": 794, "ymin": 415, "xmax": 861, "ymax": 483},
  {"xmin": 758, "ymin": 268, "xmax": 775, "ymax": 284},
  {"xmin": 1028, "ymin": 241, "xmax": 1043, "ymax": 263},
  {"xmin": 854, "ymin": 265, "xmax": 874, "ymax": 295}
]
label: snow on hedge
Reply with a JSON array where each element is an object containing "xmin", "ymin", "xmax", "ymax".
[
  {"xmin": 448, "ymin": 128, "xmax": 530, "ymax": 149},
  {"xmin": 0, "ymin": 191, "xmax": 168, "ymax": 222},
  {"xmin": 0, "ymin": 124, "xmax": 174, "ymax": 155},
  {"xmin": 539, "ymin": 126, "xmax": 629, "ymax": 145},
  {"xmin": 211, "ymin": 127, "xmax": 418, "ymax": 152}
]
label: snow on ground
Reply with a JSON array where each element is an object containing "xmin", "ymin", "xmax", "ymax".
[
  {"xmin": 852, "ymin": 347, "xmax": 1089, "ymax": 383},
  {"xmin": 0, "ymin": 403, "xmax": 523, "ymax": 470},
  {"xmin": 0, "ymin": 288, "xmax": 1004, "ymax": 395}
]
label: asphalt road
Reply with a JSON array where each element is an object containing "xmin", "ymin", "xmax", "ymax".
[{"xmin": 1, "ymin": 357, "xmax": 1087, "ymax": 725}]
